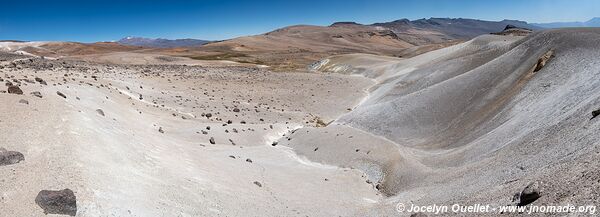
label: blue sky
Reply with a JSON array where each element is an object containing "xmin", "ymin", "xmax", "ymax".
[{"xmin": 0, "ymin": 0, "xmax": 598, "ymax": 42}]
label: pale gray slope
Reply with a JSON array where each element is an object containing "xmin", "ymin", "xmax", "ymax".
[{"xmin": 290, "ymin": 28, "xmax": 600, "ymax": 215}]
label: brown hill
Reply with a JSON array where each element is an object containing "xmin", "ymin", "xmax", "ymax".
[{"xmin": 182, "ymin": 24, "xmax": 421, "ymax": 70}]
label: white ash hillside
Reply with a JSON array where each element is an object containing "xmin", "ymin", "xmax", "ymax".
[{"xmin": 300, "ymin": 29, "xmax": 600, "ymax": 216}]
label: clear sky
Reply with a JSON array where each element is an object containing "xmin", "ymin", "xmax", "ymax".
[{"xmin": 0, "ymin": 0, "xmax": 598, "ymax": 42}]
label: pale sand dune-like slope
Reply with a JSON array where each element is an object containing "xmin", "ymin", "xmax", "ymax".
[{"xmin": 292, "ymin": 28, "xmax": 600, "ymax": 215}]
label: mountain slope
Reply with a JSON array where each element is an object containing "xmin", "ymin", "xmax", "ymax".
[
  {"xmin": 183, "ymin": 18, "xmax": 538, "ymax": 70},
  {"xmin": 191, "ymin": 24, "xmax": 424, "ymax": 70},
  {"xmin": 372, "ymin": 18, "xmax": 541, "ymax": 44}
]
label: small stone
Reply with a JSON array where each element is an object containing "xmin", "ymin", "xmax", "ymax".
[
  {"xmin": 35, "ymin": 77, "xmax": 47, "ymax": 85},
  {"xmin": 18, "ymin": 99, "xmax": 29, "ymax": 104},
  {"xmin": 246, "ymin": 158, "xmax": 253, "ymax": 163},
  {"xmin": 253, "ymin": 181, "xmax": 262, "ymax": 187},
  {"xmin": 209, "ymin": 137, "xmax": 216, "ymax": 144},
  {"xmin": 158, "ymin": 127, "xmax": 164, "ymax": 133},
  {"xmin": 56, "ymin": 91, "xmax": 66, "ymax": 98},
  {"xmin": 271, "ymin": 141, "xmax": 278, "ymax": 146},
  {"xmin": 0, "ymin": 149, "xmax": 25, "ymax": 166},
  {"xmin": 233, "ymin": 108, "xmax": 240, "ymax": 112},
  {"xmin": 35, "ymin": 189, "xmax": 77, "ymax": 216},
  {"xmin": 31, "ymin": 91, "xmax": 43, "ymax": 98},
  {"xmin": 96, "ymin": 109, "xmax": 105, "ymax": 116},
  {"xmin": 7, "ymin": 85, "xmax": 23, "ymax": 95}
]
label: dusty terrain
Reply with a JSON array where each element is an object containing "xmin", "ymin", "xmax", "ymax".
[
  {"xmin": 0, "ymin": 51, "xmax": 380, "ymax": 216},
  {"xmin": 1, "ymin": 28, "xmax": 599, "ymax": 216}
]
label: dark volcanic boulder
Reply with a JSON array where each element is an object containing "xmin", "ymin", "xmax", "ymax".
[
  {"xmin": 0, "ymin": 148, "xmax": 25, "ymax": 166},
  {"xmin": 7, "ymin": 85, "xmax": 23, "ymax": 95},
  {"xmin": 592, "ymin": 108, "xmax": 600, "ymax": 119},
  {"xmin": 35, "ymin": 189, "xmax": 77, "ymax": 216},
  {"xmin": 517, "ymin": 182, "xmax": 541, "ymax": 206}
]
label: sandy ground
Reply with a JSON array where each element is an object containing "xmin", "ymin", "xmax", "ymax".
[{"xmin": 0, "ymin": 54, "xmax": 380, "ymax": 216}]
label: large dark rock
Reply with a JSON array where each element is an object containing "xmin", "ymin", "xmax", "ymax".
[
  {"xmin": 7, "ymin": 85, "xmax": 23, "ymax": 95},
  {"xmin": 0, "ymin": 148, "xmax": 25, "ymax": 166},
  {"xmin": 592, "ymin": 108, "xmax": 600, "ymax": 120},
  {"xmin": 516, "ymin": 182, "xmax": 541, "ymax": 206},
  {"xmin": 35, "ymin": 189, "xmax": 77, "ymax": 216}
]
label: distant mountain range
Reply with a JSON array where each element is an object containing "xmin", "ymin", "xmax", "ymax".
[
  {"xmin": 368, "ymin": 18, "xmax": 541, "ymax": 44},
  {"xmin": 372, "ymin": 18, "xmax": 541, "ymax": 36},
  {"xmin": 117, "ymin": 37, "xmax": 210, "ymax": 48},
  {"xmin": 532, "ymin": 17, "xmax": 600, "ymax": 28}
]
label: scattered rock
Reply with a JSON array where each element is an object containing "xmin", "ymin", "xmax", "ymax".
[
  {"xmin": 96, "ymin": 109, "xmax": 105, "ymax": 116},
  {"xmin": 35, "ymin": 77, "xmax": 47, "ymax": 85},
  {"xmin": 246, "ymin": 158, "xmax": 253, "ymax": 163},
  {"xmin": 7, "ymin": 85, "xmax": 23, "ymax": 95},
  {"xmin": 35, "ymin": 189, "xmax": 77, "ymax": 216},
  {"xmin": 31, "ymin": 91, "xmax": 43, "ymax": 98},
  {"xmin": 253, "ymin": 181, "xmax": 262, "ymax": 187},
  {"xmin": 516, "ymin": 182, "xmax": 541, "ymax": 206},
  {"xmin": 0, "ymin": 148, "xmax": 25, "ymax": 166},
  {"xmin": 271, "ymin": 141, "xmax": 278, "ymax": 146},
  {"xmin": 18, "ymin": 99, "xmax": 29, "ymax": 105},
  {"xmin": 158, "ymin": 127, "xmax": 164, "ymax": 133},
  {"xmin": 592, "ymin": 108, "xmax": 600, "ymax": 120},
  {"xmin": 56, "ymin": 91, "xmax": 67, "ymax": 99},
  {"xmin": 233, "ymin": 108, "xmax": 240, "ymax": 112},
  {"xmin": 209, "ymin": 137, "xmax": 216, "ymax": 144}
]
